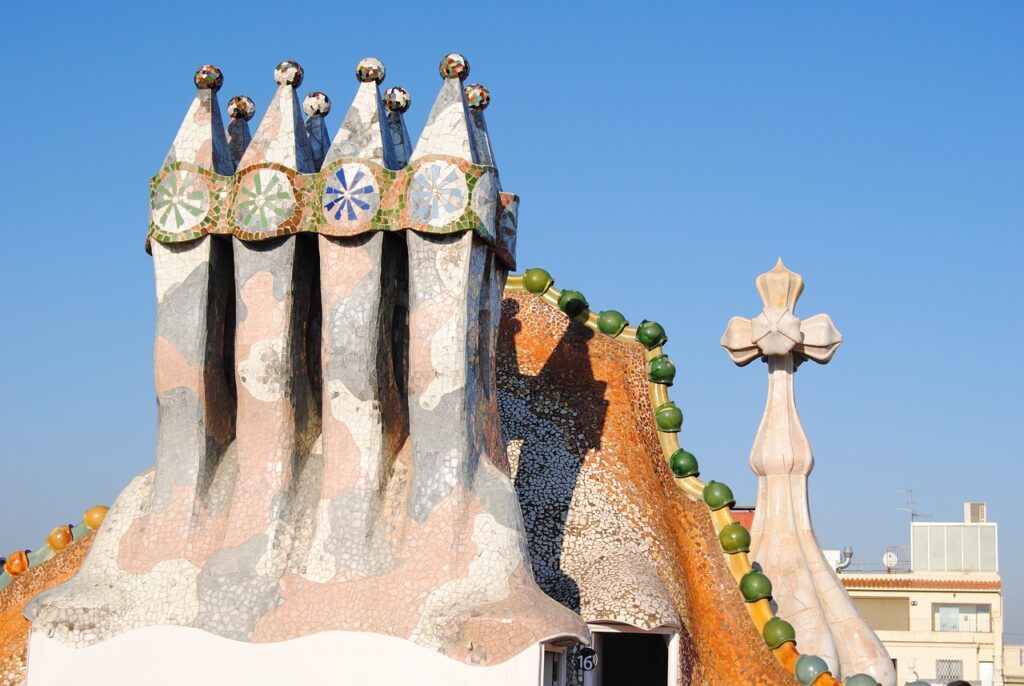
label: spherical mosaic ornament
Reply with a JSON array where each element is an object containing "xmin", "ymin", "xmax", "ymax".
[
  {"xmin": 464, "ymin": 83, "xmax": 490, "ymax": 110},
  {"xmin": 227, "ymin": 95, "xmax": 256, "ymax": 121},
  {"xmin": 356, "ymin": 57, "xmax": 386, "ymax": 83},
  {"xmin": 439, "ymin": 53, "xmax": 470, "ymax": 80},
  {"xmin": 383, "ymin": 86, "xmax": 411, "ymax": 114},
  {"xmin": 194, "ymin": 65, "xmax": 223, "ymax": 92},
  {"xmin": 303, "ymin": 91, "xmax": 331, "ymax": 117},
  {"xmin": 274, "ymin": 60, "xmax": 304, "ymax": 87}
]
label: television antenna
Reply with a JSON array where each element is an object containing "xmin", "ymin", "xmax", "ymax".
[{"xmin": 894, "ymin": 489, "xmax": 932, "ymax": 523}]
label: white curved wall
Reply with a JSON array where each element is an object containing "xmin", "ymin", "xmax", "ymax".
[{"xmin": 28, "ymin": 627, "xmax": 545, "ymax": 686}]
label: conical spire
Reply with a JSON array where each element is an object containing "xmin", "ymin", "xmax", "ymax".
[
  {"xmin": 237, "ymin": 60, "xmax": 316, "ymax": 173},
  {"xmin": 226, "ymin": 95, "xmax": 255, "ymax": 168},
  {"xmin": 409, "ymin": 53, "xmax": 478, "ymax": 163},
  {"xmin": 463, "ymin": 83, "xmax": 497, "ymax": 171},
  {"xmin": 303, "ymin": 91, "xmax": 332, "ymax": 170},
  {"xmin": 383, "ymin": 86, "xmax": 412, "ymax": 169},
  {"xmin": 162, "ymin": 65, "xmax": 233, "ymax": 175},
  {"xmin": 322, "ymin": 58, "xmax": 396, "ymax": 168}
]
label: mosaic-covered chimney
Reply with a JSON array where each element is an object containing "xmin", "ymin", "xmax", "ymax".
[{"xmin": 27, "ymin": 55, "xmax": 585, "ymax": 664}]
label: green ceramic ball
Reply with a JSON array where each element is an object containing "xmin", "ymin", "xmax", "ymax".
[
  {"xmin": 668, "ymin": 449, "xmax": 699, "ymax": 478},
  {"xmin": 739, "ymin": 570, "xmax": 772, "ymax": 602},
  {"xmin": 597, "ymin": 310, "xmax": 628, "ymax": 336},
  {"xmin": 647, "ymin": 354, "xmax": 676, "ymax": 386},
  {"xmin": 762, "ymin": 617, "xmax": 796, "ymax": 650},
  {"xmin": 635, "ymin": 320, "xmax": 668, "ymax": 349},
  {"xmin": 522, "ymin": 268, "xmax": 553, "ymax": 294},
  {"xmin": 719, "ymin": 522, "xmax": 751, "ymax": 553},
  {"xmin": 654, "ymin": 402, "xmax": 683, "ymax": 432},
  {"xmin": 702, "ymin": 481, "xmax": 735, "ymax": 511},
  {"xmin": 557, "ymin": 290, "xmax": 588, "ymax": 317}
]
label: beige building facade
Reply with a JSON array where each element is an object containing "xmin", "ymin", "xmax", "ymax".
[
  {"xmin": 837, "ymin": 504, "xmax": 1004, "ymax": 686},
  {"xmin": 1004, "ymin": 645, "xmax": 1024, "ymax": 685}
]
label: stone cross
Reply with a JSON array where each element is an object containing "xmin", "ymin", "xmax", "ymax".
[
  {"xmin": 721, "ymin": 258, "xmax": 841, "ymax": 367},
  {"xmin": 720, "ymin": 259, "xmax": 896, "ymax": 686}
]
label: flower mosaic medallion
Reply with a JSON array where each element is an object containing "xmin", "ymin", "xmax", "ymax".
[
  {"xmin": 151, "ymin": 170, "xmax": 210, "ymax": 234},
  {"xmin": 471, "ymin": 170, "xmax": 498, "ymax": 237},
  {"xmin": 408, "ymin": 161, "xmax": 468, "ymax": 227},
  {"xmin": 322, "ymin": 163, "xmax": 380, "ymax": 226},
  {"xmin": 234, "ymin": 169, "xmax": 296, "ymax": 234}
]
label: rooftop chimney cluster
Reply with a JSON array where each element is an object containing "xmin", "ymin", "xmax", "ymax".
[{"xmin": 150, "ymin": 55, "xmax": 516, "ymax": 267}]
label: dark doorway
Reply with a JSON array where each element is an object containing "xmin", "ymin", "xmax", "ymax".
[{"xmin": 597, "ymin": 632, "xmax": 668, "ymax": 686}]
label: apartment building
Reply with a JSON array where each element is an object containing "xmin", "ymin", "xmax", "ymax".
[{"xmin": 837, "ymin": 503, "xmax": 1003, "ymax": 686}]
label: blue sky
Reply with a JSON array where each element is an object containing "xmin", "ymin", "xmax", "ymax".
[{"xmin": 1, "ymin": 1, "xmax": 1021, "ymax": 640}]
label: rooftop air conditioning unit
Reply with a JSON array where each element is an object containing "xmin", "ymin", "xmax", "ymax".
[{"xmin": 964, "ymin": 502, "xmax": 987, "ymax": 523}]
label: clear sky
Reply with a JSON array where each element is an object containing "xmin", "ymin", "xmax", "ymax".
[{"xmin": 2, "ymin": 1, "xmax": 1021, "ymax": 641}]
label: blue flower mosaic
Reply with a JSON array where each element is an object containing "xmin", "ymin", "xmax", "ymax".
[
  {"xmin": 322, "ymin": 163, "xmax": 380, "ymax": 225},
  {"xmin": 408, "ymin": 161, "xmax": 468, "ymax": 227}
]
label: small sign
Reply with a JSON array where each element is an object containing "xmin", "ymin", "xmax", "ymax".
[{"xmin": 577, "ymin": 647, "xmax": 598, "ymax": 672}]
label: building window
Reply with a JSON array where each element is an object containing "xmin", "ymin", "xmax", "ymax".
[
  {"xmin": 911, "ymin": 523, "xmax": 998, "ymax": 572},
  {"xmin": 543, "ymin": 647, "xmax": 566, "ymax": 686},
  {"xmin": 936, "ymin": 659, "xmax": 963, "ymax": 682},
  {"xmin": 932, "ymin": 604, "xmax": 991, "ymax": 632},
  {"xmin": 852, "ymin": 597, "xmax": 910, "ymax": 631}
]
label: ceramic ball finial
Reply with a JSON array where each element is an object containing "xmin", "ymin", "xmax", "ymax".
[
  {"xmin": 383, "ymin": 86, "xmax": 411, "ymax": 114},
  {"xmin": 303, "ymin": 91, "xmax": 331, "ymax": 117},
  {"xmin": 439, "ymin": 53, "xmax": 470, "ymax": 81},
  {"xmin": 356, "ymin": 57, "xmax": 386, "ymax": 84},
  {"xmin": 274, "ymin": 60, "xmax": 304, "ymax": 87},
  {"xmin": 464, "ymin": 83, "xmax": 490, "ymax": 110},
  {"xmin": 227, "ymin": 95, "xmax": 256, "ymax": 121},
  {"xmin": 194, "ymin": 65, "xmax": 223, "ymax": 92}
]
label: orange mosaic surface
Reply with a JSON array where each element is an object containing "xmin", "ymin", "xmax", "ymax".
[
  {"xmin": 0, "ymin": 534, "xmax": 94, "ymax": 686},
  {"xmin": 498, "ymin": 291, "xmax": 797, "ymax": 685}
]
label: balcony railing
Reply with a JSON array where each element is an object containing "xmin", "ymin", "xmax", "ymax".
[{"xmin": 864, "ymin": 615, "xmax": 993, "ymax": 634}]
